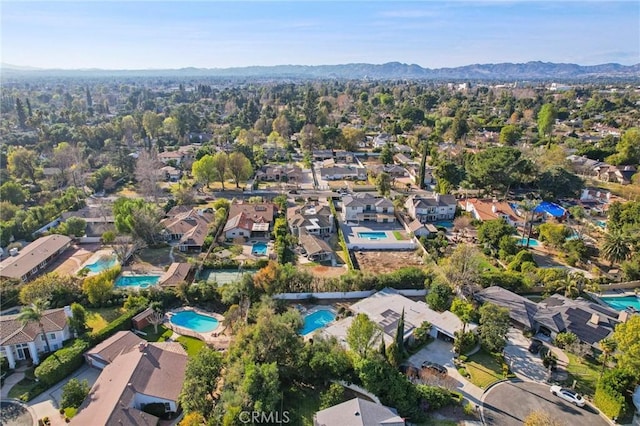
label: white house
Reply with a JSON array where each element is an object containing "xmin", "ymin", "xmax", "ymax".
[
  {"xmin": 0, "ymin": 306, "xmax": 73, "ymax": 368},
  {"xmin": 405, "ymin": 193, "xmax": 457, "ymax": 223},
  {"xmin": 342, "ymin": 193, "xmax": 395, "ymax": 223}
]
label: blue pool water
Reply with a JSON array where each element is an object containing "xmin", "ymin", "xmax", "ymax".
[
  {"xmin": 601, "ymin": 296, "xmax": 640, "ymax": 312},
  {"xmin": 252, "ymin": 242, "xmax": 268, "ymax": 256},
  {"xmin": 357, "ymin": 231, "xmax": 388, "ymax": 240},
  {"xmin": 300, "ymin": 309, "xmax": 336, "ymax": 335},
  {"xmin": 171, "ymin": 310, "xmax": 219, "ymax": 333},
  {"xmin": 534, "ymin": 201, "xmax": 566, "ymax": 218},
  {"xmin": 85, "ymin": 255, "xmax": 118, "ymax": 273},
  {"xmin": 516, "ymin": 237, "xmax": 540, "ymax": 247},
  {"xmin": 115, "ymin": 275, "xmax": 161, "ymax": 288},
  {"xmin": 433, "ymin": 221, "xmax": 454, "ymax": 229}
]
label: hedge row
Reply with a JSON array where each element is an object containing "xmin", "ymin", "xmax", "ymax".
[
  {"xmin": 34, "ymin": 308, "xmax": 142, "ymax": 388},
  {"xmin": 34, "ymin": 339, "xmax": 90, "ymax": 387},
  {"xmin": 594, "ymin": 385, "xmax": 626, "ymax": 419}
]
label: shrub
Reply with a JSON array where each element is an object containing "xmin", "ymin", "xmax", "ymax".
[
  {"xmin": 454, "ymin": 331, "xmax": 478, "ymax": 355},
  {"xmin": 63, "ymin": 407, "xmax": 77, "ymax": 419},
  {"xmin": 88, "ymin": 308, "xmax": 139, "ymax": 345},
  {"xmin": 61, "ymin": 378, "xmax": 90, "ymax": 409},
  {"xmin": 417, "ymin": 385, "xmax": 454, "ymax": 410},
  {"xmin": 18, "ymin": 382, "xmax": 48, "ymax": 402},
  {"xmin": 463, "ymin": 402, "xmax": 476, "ymax": 416},
  {"xmin": 554, "ymin": 332, "xmax": 578, "ymax": 349},
  {"xmin": 34, "ymin": 340, "xmax": 90, "ymax": 386},
  {"xmin": 594, "ymin": 385, "xmax": 627, "ymax": 419},
  {"xmin": 458, "ymin": 367, "xmax": 469, "ymax": 377}
]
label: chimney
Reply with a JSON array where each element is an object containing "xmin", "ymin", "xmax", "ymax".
[
  {"xmin": 491, "ymin": 203, "xmax": 497, "ymax": 214},
  {"xmin": 64, "ymin": 305, "xmax": 73, "ymax": 318},
  {"xmin": 618, "ymin": 311, "xmax": 629, "ymax": 323},
  {"xmin": 138, "ymin": 342, "xmax": 147, "ymax": 352},
  {"xmin": 589, "ymin": 313, "xmax": 600, "ymax": 325}
]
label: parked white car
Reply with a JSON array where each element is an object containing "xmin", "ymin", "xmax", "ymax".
[{"xmin": 550, "ymin": 385, "xmax": 586, "ymax": 407}]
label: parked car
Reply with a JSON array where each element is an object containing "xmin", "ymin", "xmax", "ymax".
[
  {"xmin": 528, "ymin": 338, "xmax": 543, "ymax": 354},
  {"xmin": 550, "ymin": 385, "xmax": 586, "ymax": 407},
  {"xmin": 421, "ymin": 361, "xmax": 447, "ymax": 376}
]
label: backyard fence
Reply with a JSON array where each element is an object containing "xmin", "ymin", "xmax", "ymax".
[{"xmin": 273, "ymin": 288, "xmax": 426, "ymax": 300}]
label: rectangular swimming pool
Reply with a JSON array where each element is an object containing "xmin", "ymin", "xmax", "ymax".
[
  {"xmin": 115, "ymin": 275, "xmax": 161, "ymax": 289},
  {"xmin": 601, "ymin": 296, "xmax": 640, "ymax": 312},
  {"xmin": 357, "ymin": 231, "xmax": 388, "ymax": 240},
  {"xmin": 300, "ymin": 308, "xmax": 336, "ymax": 335},
  {"xmin": 251, "ymin": 242, "xmax": 268, "ymax": 256}
]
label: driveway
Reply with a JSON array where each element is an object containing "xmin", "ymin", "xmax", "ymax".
[
  {"xmin": 504, "ymin": 329, "xmax": 549, "ymax": 383},
  {"xmin": 407, "ymin": 339, "xmax": 484, "ymax": 404},
  {"xmin": 482, "ymin": 381, "xmax": 609, "ymax": 426}
]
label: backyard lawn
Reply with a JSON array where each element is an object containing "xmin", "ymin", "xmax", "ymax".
[
  {"xmin": 7, "ymin": 367, "xmax": 41, "ymax": 400},
  {"xmin": 86, "ymin": 307, "xmax": 123, "ymax": 333},
  {"xmin": 140, "ymin": 325, "xmax": 205, "ymax": 357},
  {"xmin": 465, "ymin": 350, "xmax": 505, "ymax": 389},
  {"xmin": 565, "ymin": 353, "xmax": 599, "ymax": 397},
  {"xmin": 176, "ymin": 335, "xmax": 205, "ymax": 357}
]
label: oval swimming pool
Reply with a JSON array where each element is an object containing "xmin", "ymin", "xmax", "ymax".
[{"xmin": 171, "ymin": 310, "xmax": 219, "ymax": 333}]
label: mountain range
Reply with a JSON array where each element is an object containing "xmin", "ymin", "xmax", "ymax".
[{"xmin": 2, "ymin": 61, "xmax": 640, "ymax": 80}]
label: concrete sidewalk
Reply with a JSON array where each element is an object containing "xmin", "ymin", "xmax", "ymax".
[{"xmin": 1, "ymin": 365, "xmax": 28, "ymax": 399}]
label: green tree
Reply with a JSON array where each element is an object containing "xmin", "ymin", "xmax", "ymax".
[
  {"xmin": 7, "ymin": 147, "xmax": 39, "ymax": 184},
  {"xmin": 142, "ymin": 111, "xmax": 163, "ymax": 140},
  {"xmin": 112, "ymin": 198, "xmax": 163, "ymax": 245},
  {"xmin": 477, "ymin": 219, "xmax": 516, "ymax": 249},
  {"xmin": 0, "ymin": 181, "xmax": 27, "ymax": 205},
  {"xmin": 18, "ymin": 273, "xmax": 80, "ymax": 307},
  {"xmin": 376, "ymin": 172, "xmax": 392, "ymax": 196},
  {"xmin": 538, "ymin": 223, "xmax": 570, "ymax": 249},
  {"xmin": 15, "ymin": 98, "xmax": 28, "ymax": 129},
  {"xmin": 612, "ymin": 314, "xmax": 640, "ymax": 377},
  {"xmin": 599, "ymin": 337, "xmax": 617, "ymax": 378},
  {"xmin": 211, "ymin": 151, "xmax": 229, "ymax": 190},
  {"xmin": 479, "ymin": 303, "xmax": 510, "ymax": 353},
  {"xmin": 227, "ymin": 152, "xmax": 253, "ymax": 189},
  {"xmin": 179, "ymin": 348, "xmax": 224, "ymax": 415},
  {"xmin": 61, "ymin": 378, "xmax": 90, "ymax": 409},
  {"xmin": 537, "ymin": 103, "xmax": 557, "ymax": 143},
  {"xmin": 319, "ymin": 383, "xmax": 345, "ymax": 410},
  {"xmin": 536, "ymin": 167, "xmax": 583, "ymax": 200},
  {"xmin": 18, "ymin": 299, "xmax": 52, "ymax": 352},
  {"xmin": 450, "ymin": 299, "xmax": 474, "ymax": 332},
  {"xmin": 466, "ymin": 147, "xmax": 531, "ymax": 196},
  {"xmin": 60, "ymin": 217, "xmax": 87, "ymax": 238},
  {"xmin": 346, "ymin": 313, "xmax": 381, "ymax": 359},
  {"xmin": 601, "ymin": 229, "xmax": 631, "ymax": 265},
  {"xmin": 68, "ymin": 303, "xmax": 88, "ymax": 336},
  {"xmin": 82, "ymin": 267, "xmax": 118, "ymax": 306},
  {"xmin": 499, "ymin": 124, "xmax": 521, "ymax": 145},
  {"xmin": 380, "ymin": 143, "xmax": 394, "ymax": 165},
  {"xmin": 441, "ymin": 245, "xmax": 483, "ymax": 298},
  {"xmin": 192, "ymin": 154, "xmax": 217, "ymax": 188},
  {"xmin": 607, "ymin": 127, "xmax": 640, "ymax": 165},
  {"xmin": 426, "ymin": 282, "xmax": 453, "ymax": 312}
]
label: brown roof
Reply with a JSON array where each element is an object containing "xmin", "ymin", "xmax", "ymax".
[
  {"xmin": 72, "ymin": 342, "xmax": 188, "ymax": 426},
  {"xmin": 84, "ymin": 331, "xmax": 144, "ymax": 364},
  {"xmin": 0, "ymin": 308, "xmax": 69, "ymax": 346},
  {"xmin": 159, "ymin": 263, "xmax": 191, "ymax": 287},
  {"xmin": 161, "ymin": 208, "xmax": 213, "ymax": 236},
  {"xmin": 462, "ymin": 198, "xmax": 519, "ymax": 223},
  {"xmin": 227, "ymin": 202, "xmax": 276, "ymax": 224},
  {"xmin": 299, "ymin": 231, "xmax": 332, "ymax": 256},
  {"xmin": 0, "ymin": 235, "xmax": 71, "ymax": 279}
]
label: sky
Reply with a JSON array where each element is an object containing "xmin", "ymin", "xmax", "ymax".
[{"xmin": 1, "ymin": 1, "xmax": 639, "ymax": 69}]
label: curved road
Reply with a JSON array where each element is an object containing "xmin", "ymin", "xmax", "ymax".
[{"xmin": 482, "ymin": 381, "xmax": 609, "ymax": 426}]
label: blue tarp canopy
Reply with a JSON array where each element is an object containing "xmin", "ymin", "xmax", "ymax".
[{"xmin": 534, "ymin": 201, "xmax": 566, "ymax": 217}]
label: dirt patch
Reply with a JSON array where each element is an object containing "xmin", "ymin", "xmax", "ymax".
[
  {"xmin": 354, "ymin": 250, "xmax": 425, "ymax": 274},
  {"xmin": 302, "ymin": 264, "xmax": 349, "ymax": 278},
  {"xmin": 50, "ymin": 244, "xmax": 97, "ymax": 276}
]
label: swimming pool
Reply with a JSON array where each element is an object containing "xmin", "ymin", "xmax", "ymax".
[
  {"xmin": 171, "ymin": 310, "xmax": 219, "ymax": 333},
  {"xmin": 515, "ymin": 237, "xmax": 540, "ymax": 247},
  {"xmin": 83, "ymin": 254, "xmax": 118, "ymax": 274},
  {"xmin": 300, "ymin": 308, "xmax": 336, "ymax": 335},
  {"xmin": 252, "ymin": 242, "xmax": 268, "ymax": 256},
  {"xmin": 115, "ymin": 274, "xmax": 161, "ymax": 288},
  {"xmin": 433, "ymin": 221, "xmax": 454, "ymax": 229},
  {"xmin": 600, "ymin": 296, "xmax": 640, "ymax": 312},
  {"xmin": 357, "ymin": 231, "xmax": 388, "ymax": 240}
]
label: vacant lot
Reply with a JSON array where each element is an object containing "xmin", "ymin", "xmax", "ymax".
[{"xmin": 353, "ymin": 250, "xmax": 425, "ymax": 274}]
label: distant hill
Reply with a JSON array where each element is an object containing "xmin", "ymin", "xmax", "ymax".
[{"xmin": 2, "ymin": 61, "xmax": 640, "ymax": 80}]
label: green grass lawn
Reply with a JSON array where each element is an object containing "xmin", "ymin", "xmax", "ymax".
[
  {"xmin": 478, "ymin": 255, "xmax": 499, "ymax": 272},
  {"xmin": 86, "ymin": 307, "xmax": 123, "ymax": 333},
  {"xmin": 465, "ymin": 350, "xmax": 505, "ymax": 389},
  {"xmin": 140, "ymin": 324, "xmax": 173, "ymax": 342},
  {"xmin": 136, "ymin": 247, "xmax": 173, "ymax": 266},
  {"xmin": 393, "ymin": 230, "xmax": 410, "ymax": 240},
  {"xmin": 176, "ymin": 335, "xmax": 205, "ymax": 357},
  {"xmin": 565, "ymin": 353, "xmax": 600, "ymax": 397},
  {"xmin": 7, "ymin": 367, "xmax": 39, "ymax": 400}
]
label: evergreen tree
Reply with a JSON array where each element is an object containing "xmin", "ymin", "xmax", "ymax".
[
  {"xmin": 419, "ymin": 140, "xmax": 428, "ymax": 189},
  {"xmin": 15, "ymin": 98, "xmax": 27, "ymax": 129},
  {"xmin": 396, "ymin": 308, "xmax": 406, "ymax": 356}
]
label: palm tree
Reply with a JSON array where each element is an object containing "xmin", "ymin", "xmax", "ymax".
[
  {"xmin": 601, "ymin": 230, "xmax": 631, "ymax": 266},
  {"xmin": 518, "ymin": 199, "xmax": 537, "ymax": 248},
  {"xmin": 599, "ymin": 337, "xmax": 617, "ymax": 378},
  {"xmin": 557, "ymin": 272, "xmax": 599, "ymax": 299},
  {"xmin": 18, "ymin": 299, "xmax": 51, "ymax": 353}
]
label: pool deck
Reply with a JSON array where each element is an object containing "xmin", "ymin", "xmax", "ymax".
[
  {"xmin": 165, "ymin": 307, "xmax": 230, "ymax": 347},
  {"xmin": 76, "ymin": 248, "xmax": 117, "ymax": 275},
  {"xmin": 339, "ymin": 222, "xmax": 416, "ymax": 250},
  {"xmin": 301, "ymin": 305, "xmax": 338, "ymax": 340}
]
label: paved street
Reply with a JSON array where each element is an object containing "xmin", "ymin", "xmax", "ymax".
[{"xmin": 482, "ymin": 381, "xmax": 609, "ymax": 426}]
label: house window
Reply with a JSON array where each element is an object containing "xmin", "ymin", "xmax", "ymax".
[
  {"xmin": 49, "ymin": 333, "xmax": 56, "ymax": 340},
  {"xmin": 41, "ymin": 335, "xmax": 46, "ymax": 341},
  {"xmin": 163, "ymin": 402, "xmax": 171, "ymax": 412}
]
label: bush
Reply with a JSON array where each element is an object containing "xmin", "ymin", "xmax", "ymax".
[
  {"xmin": 34, "ymin": 340, "xmax": 90, "ymax": 386},
  {"xmin": 454, "ymin": 330, "xmax": 478, "ymax": 355},
  {"xmin": 61, "ymin": 378, "xmax": 90, "ymax": 409},
  {"xmin": 417, "ymin": 385, "xmax": 454, "ymax": 410},
  {"xmin": 63, "ymin": 407, "xmax": 77, "ymax": 419},
  {"xmin": 18, "ymin": 382, "xmax": 48, "ymax": 402},
  {"xmin": 554, "ymin": 332, "xmax": 578, "ymax": 349},
  {"xmin": 458, "ymin": 367, "xmax": 470, "ymax": 377},
  {"xmin": 88, "ymin": 308, "xmax": 139, "ymax": 345},
  {"xmin": 594, "ymin": 385, "xmax": 627, "ymax": 419}
]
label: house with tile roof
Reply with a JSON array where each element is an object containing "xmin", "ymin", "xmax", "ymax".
[
  {"xmin": 84, "ymin": 330, "xmax": 144, "ymax": 370},
  {"xmin": 0, "ymin": 306, "xmax": 73, "ymax": 368},
  {"xmin": 0, "ymin": 235, "xmax": 72, "ymax": 282},
  {"xmin": 160, "ymin": 207, "xmax": 213, "ymax": 252},
  {"xmin": 72, "ymin": 342, "xmax": 188, "ymax": 426},
  {"xmin": 314, "ymin": 397, "xmax": 405, "ymax": 426},
  {"xmin": 223, "ymin": 202, "xmax": 276, "ymax": 240},
  {"xmin": 342, "ymin": 193, "xmax": 395, "ymax": 223},
  {"xmin": 405, "ymin": 193, "xmax": 457, "ymax": 223},
  {"xmin": 459, "ymin": 198, "xmax": 524, "ymax": 228}
]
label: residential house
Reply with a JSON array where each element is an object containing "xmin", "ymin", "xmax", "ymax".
[
  {"xmin": 72, "ymin": 342, "xmax": 188, "ymax": 426},
  {"xmin": 371, "ymin": 164, "xmax": 408, "ymax": 178},
  {"xmin": 84, "ymin": 330, "xmax": 144, "ymax": 370},
  {"xmin": 322, "ymin": 288, "xmax": 476, "ymax": 346},
  {"xmin": 334, "ymin": 150, "xmax": 357, "ymax": 164},
  {"xmin": 373, "ymin": 133, "xmax": 391, "ymax": 149},
  {"xmin": 460, "ymin": 198, "xmax": 524, "ymax": 228},
  {"xmin": 288, "ymin": 203, "xmax": 334, "ymax": 237},
  {"xmin": 161, "ymin": 207, "xmax": 214, "ymax": 252},
  {"xmin": 159, "ymin": 262, "xmax": 192, "ymax": 287},
  {"xmin": 319, "ymin": 166, "xmax": 366, "ymax": 181},
  {"xmin": 1, "ymin": 306, "xmax": 73, "ymax": 368},
  {"xmin": 475, "ymin": 286, "xmax": 622, "ymax": 347},
  {"xmin": 312, "ymin": 150, "xmax": 334, "ymax": 161},
  {"xmin": 597, "ymin": 165, "xmax": 637, "ymax": 185},
  {"xmin": 223, "ymin": 202, "xmax": 276, "ymax": 240},
  {"xmin": 407, "ymin": 219, "xmax": 436, "ymax": 238},
  {"xmin": 393, "ymin": 153, "xmax": 418, "ymax": 167},
  {"xmin": 158, "ymin": 150, "xmax": 185, "ymax": 166},
  {"xmin": 342, "ymin": 193, "xmax": 395, "ymax": 223},
  {"xmin": 580, "ymin": 188, "xmax": 611, "ymax": 203},
  {"xmin": 160, "ymin": 165, "xmax": 182, "ymax": 182},
  {"xmin": 405, "ymin": 193, "xmax": 457, "ymax": 223},
  {"xmin": 0, "ymin": 235, "xmax": 72, "ymax": 282},
  {"xmin": 314, "ymin": 398, "xmax": 405, "ymax": 426},
  {"xmin": 255, "ymin": 164, "xmax": 302, "ymax": 183},
  {"xmin": 394, "ymin": 144, "xmax": 413, "ymax": 154},
  {"xmin": 298, "ymin": 229, "xmax": 334, "ymax": 262}
]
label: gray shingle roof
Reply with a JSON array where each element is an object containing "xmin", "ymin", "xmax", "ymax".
[{"xmin": 314, "ymin": 398, "xmax": 405, "ymax": 426}]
